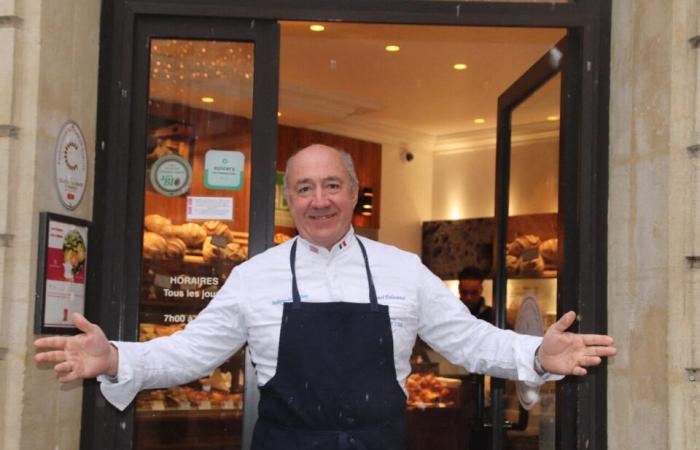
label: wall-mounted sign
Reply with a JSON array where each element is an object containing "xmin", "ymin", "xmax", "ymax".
[
  {"xmin": 204, "ymin": 150, "xmax": 245, "ymax": 190},
  {"xmin": 514, "ymin": 293, "xmax": 545, "ymax": 410},
  {"xmin": 150, "ymin": 154, "xmax": 193, "ymax": 197},
  {"xmin": 34, "ymin": 212, "xmax": 90, "ymax": 335},
  {"xmin": 54, "ymin": 121, "xmax": 88, "ymax": 210}
]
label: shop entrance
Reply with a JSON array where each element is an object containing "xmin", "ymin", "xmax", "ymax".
[{"xmin": 86, "ymin": 2, "xmax": 610, "ymax": 450}]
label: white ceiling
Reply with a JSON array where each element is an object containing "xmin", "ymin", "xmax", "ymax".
[{"xmin": 150, "ymin": 22, "xmax": 565, "ymax": 151}]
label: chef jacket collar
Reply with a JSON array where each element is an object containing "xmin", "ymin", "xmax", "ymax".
[{"xmin": 297, "ymin": 227, "xmax": 357, "ymax": 259}]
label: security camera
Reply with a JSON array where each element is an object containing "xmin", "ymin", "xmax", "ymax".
[{"xmin": 400, "ymin": 150, "xmax": 414, "ymax": 162}]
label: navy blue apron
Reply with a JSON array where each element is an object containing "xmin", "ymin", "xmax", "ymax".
[{"xmin": 251, "ymin": 238, "xmax": 407, "ymax": 450}]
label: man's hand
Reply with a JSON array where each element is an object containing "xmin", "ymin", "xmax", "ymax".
[
  {"xmin": 33, "ymin": 313, "xmax": 118, "ymax": 382},
  {"xmin": 539, "ymin": 311, "xmax": 617, "ymax": 376}
]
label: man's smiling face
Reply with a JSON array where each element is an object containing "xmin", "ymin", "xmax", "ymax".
[{"xmin": 285, "ymin": 145, "xmax": 358, "ymax": 250}]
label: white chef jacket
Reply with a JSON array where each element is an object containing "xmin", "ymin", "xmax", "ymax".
[{"xmin": 100, "ymin": 228, "xmax": 552, "ymax": 411}]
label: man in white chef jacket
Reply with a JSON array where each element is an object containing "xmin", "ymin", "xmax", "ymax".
[{"xmin": 35, "ymin": 144, "xmax": 616, "ymax": 450}]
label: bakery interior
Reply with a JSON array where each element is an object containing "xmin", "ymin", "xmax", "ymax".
[{"xmin": 138, "ymin": 21, "xmax": 565, "ymax": 450}]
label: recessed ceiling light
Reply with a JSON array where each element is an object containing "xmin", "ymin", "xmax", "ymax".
[
  {"xmin": 474, "ymin": 118, "xmax": 486, "ymax": 124},
  {"xmin": 277, "ymin": 111, "xmax": 282, "ymax": 117},
  {"xmin": 201, "ymin": 97, "xmax": 214, "ymax": 103},
  {"xmin": 453, "ymin": 63, "xmax": 468, "ymax": 70},
  {"xmin": 547, "ymin": 115, "xmax": 560, "ymax": 121},
  {"xmin": 309, "ymin": 24, "xmax": 325, "ymax": 32},
  {"xmin": 385, "ymin": 44, "xmax": 400, "ymax": 52}
]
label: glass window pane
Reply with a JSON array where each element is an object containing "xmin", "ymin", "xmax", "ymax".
[
  {"xmin": 136, "ymin": 38, "xmax": 254, "ymax": 450},
  {"xmin": 503, "ymin": 73, "xmax": 560, "ymax": 450}
]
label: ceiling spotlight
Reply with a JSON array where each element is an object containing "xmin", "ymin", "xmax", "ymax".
[
  {"xmin": 453, "ymin": 63, "xmax": 468, "ymax": 70},
  {"xmin": 277, "ymin": 111, "xmax": 282, "ymax": 117},
  {"xmin": 385, "ymin": 44, "xmax": 400, "ymax": 52},
  {"xmin": 309, "ymin": 24, "xmax": 325, "ymax": 32},
  {"xmin": 201, "ymin": 97, "xmax": 214, "ymax": 103},
  {"xmin": 474, "ymin": 118, "xmax": 486, "ymax": 124},
  {"xmin": 547, "ymin": 115, "xmax": 560, "ymax": 121}
]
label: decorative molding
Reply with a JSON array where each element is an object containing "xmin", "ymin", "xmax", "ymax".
[
  {"xmin": 0, "ymin": 15, "xmax": 22, "ymax": 28},
  {"xmin": 434, "ymin": 121, "xmax": 560, "ymax": 155},
  {"xmin": 690, "ymin": 35, "xmax": 700, "ymax": 48},
  {"xmin": 0, "ymin": 125, "xmax": 19, "ymax": 138}
]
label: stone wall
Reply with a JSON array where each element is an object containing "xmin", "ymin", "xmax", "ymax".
[
  {"xmin": 608, "ymin": 0, "xmax": 699, "ymax": 449},
  {"xmin": 0, "ymin": 0, "xmax": 99, "ymax": 449}
]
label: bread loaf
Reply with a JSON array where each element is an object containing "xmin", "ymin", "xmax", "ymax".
[
  {"xmin": 144, "ymin": 214, "xmax": 172, "ymax": 233},
  {"xmin": 177, "ymin": 223, "xmax": 207, "ymax": 248},
  {"xmin": 165, "ymin": 237, "xmax": 187, "ymax": 259},
  {"xmin": 143, "ymin": 231, "xmax": 167, "ymax": 259},
  {"xmin": 539, "ymin": 238, "xmax": 559, "ymax": 264},
  {"xmin": 506, "ymin": 234, "xmax": 541, "ymax": 256},
  {"xmin": 202, "ymin": 220, "xmax": 230, "ymax": 238},
  {"xmin": 202, "ymin": 236, "xmax": 221, "ymax": 262}
]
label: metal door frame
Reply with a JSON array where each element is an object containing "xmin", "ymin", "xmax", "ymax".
[{"xmin": 89, "ymin": 1, "xmax": 610, "ymax": 449}]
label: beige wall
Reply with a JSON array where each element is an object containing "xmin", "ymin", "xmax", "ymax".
[
  {"xmin": 0, "ymin": 0, "xmax": 99, "ymax": 449},
  {"xmin": 430, "ymin": 137, "xmax": 558, "ymax": 221},
  {"xmin": 608, "ymin": 0, "xmax": 699, "ymax": 449},
  {"xmin": 378, "ymin": 143, "xmax": 433, "ymax": 255}
]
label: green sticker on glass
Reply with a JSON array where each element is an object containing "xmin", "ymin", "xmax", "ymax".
[{"xmin": 204, "ymin": 150, "xmax": 244, "ymax": 190}]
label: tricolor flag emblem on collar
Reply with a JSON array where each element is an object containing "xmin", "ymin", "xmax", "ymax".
[
  {"xmin": 338, "ymin": 240, "xmax": 348, "ymax": 250},
  {"xmin": 309, "ymin": 245, "xmax": 319, "ymax": 254}
]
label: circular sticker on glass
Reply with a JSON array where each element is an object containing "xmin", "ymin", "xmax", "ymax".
[
  {"xmin": 150, "ymin": 155, "xmax": 192, "ymax": 197},
  {"xmin": 54, "ymin": 121, "xmax": 88, "ymax": 210}
]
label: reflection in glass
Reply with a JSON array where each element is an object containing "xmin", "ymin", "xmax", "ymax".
[
  {"xmin": 502, "ymin": 73, "xmax": 560, "ymax": 450},
  {"xmin": 136, "ymin": 38, "xmax": 254, "ymax": 450}
]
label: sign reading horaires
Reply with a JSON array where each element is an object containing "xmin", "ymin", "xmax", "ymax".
[{"xmin": 54, "ymin": 121, "xmax": 88, "ymax": 210}]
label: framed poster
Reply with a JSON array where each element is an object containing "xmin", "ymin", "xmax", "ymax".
[{"xmin": 34, "ymin": 212, "xmax": 90, "ymax": 334}]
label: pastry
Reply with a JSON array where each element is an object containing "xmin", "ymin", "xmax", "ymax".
[
  {"xmin": 520, "ymin": 256, "xmax": 545, "ymax": 276},
  {"xmin": 177, "ymin": 223, "xmax": 207, "ymax": 248},
  {"xmin": 222, "ymin": 242, "xmax": 247, "ymax": 261},
  {"xmin": 539, "ymin": 238, "xmax": 559, "ymax": 264},
  {"xmin": 202, "ymin": 220, "xmax": 230, "ymax": 238},
  {"xmin": 166, "ymin": 237, "xmax": 187, "ymax": 259},
  {"xmin": 202, "ymin": 236, "xmax": 221, "ymax": 262},
  {"xmin": 144, "ymin": 214, "xmax": 172, "ymax": 233},
  {"xmin": 143, "ymin": 231, "xmax": 167, "ymax": 259},
  {"xmin": 505, "ymin": 254, "xmax": 520, "ymax": 275},
  {"xmin": 507, "ymin": 234, "xmax": 541, "ymax": 256},
  {"xmin": 273, "ymin": 232, "xmax": 292, "ymax": 245}
]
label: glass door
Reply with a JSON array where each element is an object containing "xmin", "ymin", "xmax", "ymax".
[
  {"xmin": 126, "ymin": 16, "xmax": 279, "ymax": 450},
  {"xmin": 491, "ymin": 39, "xmax": 568, "ymax": 450}
]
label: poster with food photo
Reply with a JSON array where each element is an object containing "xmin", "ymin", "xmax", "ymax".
[{"xmin": 35, "ymin": 212, "xmax": 90, "ymax": 334}]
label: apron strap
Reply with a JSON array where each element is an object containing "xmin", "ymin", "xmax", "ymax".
[
  {"xmin": 356, "ymin": 238, "xmax": 379, "ymax": 310},
  {"xmin": 289, "ymin": 236, "xmax": 378, "ymax": 310},
  {"xmin": 289, "ymin": 239, "xmax": 302, "ymax": 309}
]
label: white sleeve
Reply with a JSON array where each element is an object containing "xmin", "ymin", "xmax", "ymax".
[
  {"xmin": 416, "ymin": 264, "xmax": 561, "ymax": 384},
  {"xmin": 98, "ymin": 268, "xmax": 249, "ymax": 411}
]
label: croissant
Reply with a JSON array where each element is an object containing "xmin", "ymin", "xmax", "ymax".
[
  {"xmin": 165, "ymin": 237, "xmax": 187, "ymax": 259},
  {"xmin": 144, "ymin": 214, "xmax": 172, "ymax": 233},
  {"xmin": 177, "ymin": 223, "xmax": 207, "ymax": 248},
  {"xmin": 143, "ymin": 232, "xmax": 167, "ymax": 259}
]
